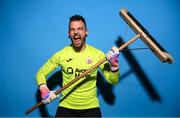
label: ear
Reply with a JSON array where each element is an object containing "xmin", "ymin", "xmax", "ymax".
[
  {"xmin": 67, "ymin": 31, "xmax": 70, "ymax": 38},
  {"xmin": 85, "ymin": 30, "xmax": 88, "ymax": 36}
]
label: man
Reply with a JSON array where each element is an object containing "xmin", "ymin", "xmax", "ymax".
[{"xmin": 36, "ymin": 15, "xmax": 120, "ymax": 117}]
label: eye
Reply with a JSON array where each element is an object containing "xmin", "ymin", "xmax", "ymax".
[
  {"xmin": 69, "ymin": 28, "xmax": 75, "ymax": 32},
  {"xmin": 78, "ymin": 27, "xmax": 84, "ymax": 31}
]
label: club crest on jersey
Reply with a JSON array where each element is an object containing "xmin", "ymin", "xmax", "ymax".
[{"xmin": 86, "ymin": 57, "xmax": 92, "ymax": 64}]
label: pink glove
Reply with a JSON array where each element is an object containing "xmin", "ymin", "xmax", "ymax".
[
  {"xmin": 106, "ymin": 46, "xmax": 120, "ymax": 72},
  {"xmin": 39, "ymin": 84, "xmax": 57, "ymax": 104}
]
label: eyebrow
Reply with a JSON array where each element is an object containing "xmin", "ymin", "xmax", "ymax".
[{"xmin": 70, "ymin": 26, "xmax": 85, "ymax": 30}]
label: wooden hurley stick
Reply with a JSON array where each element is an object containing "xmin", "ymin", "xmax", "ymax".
[{"xmin": 25, "ymin": 34, "xmax": 141, "ymax": 115}]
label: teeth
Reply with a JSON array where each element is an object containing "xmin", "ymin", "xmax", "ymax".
[
  {"xmin": 74, "ymin": 37, "xmax": 80, "ymax": 39},
  {"xmin": 73, "ymin": 35, "xmax": 80, "ymax": 39}
]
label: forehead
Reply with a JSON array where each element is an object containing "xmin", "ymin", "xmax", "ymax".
[{"xmin": 69, "ymin": 20, "xmax": 85, "ymax": 28}]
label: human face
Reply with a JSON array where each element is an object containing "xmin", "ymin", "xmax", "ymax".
[{"xmin": 68, "ymin": 20, "xmax": 88, "ymax": 51}]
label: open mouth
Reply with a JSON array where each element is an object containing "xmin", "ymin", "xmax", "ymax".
[
  {"xmin": 73, "ymin": 35, "xmax": 81, "ymax": 45},
  {"xmin": 74, "ymin": 39, "xmax": 81, "ymax": 44}
]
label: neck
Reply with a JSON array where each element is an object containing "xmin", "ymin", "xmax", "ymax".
[{"xmin": 73, "ymin": 43, "xmax": 86, "ymax": 52}]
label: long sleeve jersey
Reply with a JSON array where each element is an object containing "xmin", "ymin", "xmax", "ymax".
[{"xmin": 36, "ymin": 44, "xmax": 120, "ymax": 109}]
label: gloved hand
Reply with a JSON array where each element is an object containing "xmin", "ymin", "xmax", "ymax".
[
  {"xmin": 106, "ymin": 46, "xmax": 120, "ymax": 72},
  {"xmin": 39, "ymin": 84, "xmax": 57, "ymax": 104}
]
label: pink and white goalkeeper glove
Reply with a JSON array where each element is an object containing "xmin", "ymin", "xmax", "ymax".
[
  {"xmin": 106, "ymin": 46, "xmax": 120, "ymax": 72},
  {"xmin": 39, "ymin": 84, "xmax": 57, "ymax": 104}
]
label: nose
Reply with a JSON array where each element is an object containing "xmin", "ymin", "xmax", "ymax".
[
  {"xmin": 74, "ymin": 30, "xmax": 78, "ymax": 34},
  {"xmin": 74, "ymin": 30, "xmax": 80, "ymax": 35}
]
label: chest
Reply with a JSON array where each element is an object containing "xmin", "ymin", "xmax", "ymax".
[{"xmin": 60, "ymin": 52, "xmax": 100, "ymax": 73}]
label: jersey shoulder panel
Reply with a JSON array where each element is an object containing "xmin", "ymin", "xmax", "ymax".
[
  {"xmin": 87, "ymin": 44, "xmax": 105, "ymax": 59},
  {"xmin": 52, "ymin": 45, "xmax": 73, "ymax": 58}
]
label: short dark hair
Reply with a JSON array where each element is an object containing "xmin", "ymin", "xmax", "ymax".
[{"xmin": 69, "ymin": 15, "xmax": 87, "ymax": 29}]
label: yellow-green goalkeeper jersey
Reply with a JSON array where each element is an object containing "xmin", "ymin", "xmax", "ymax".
[{"xmin": 36, "ymin": 44, "xmax": 120, "ymax": 109}]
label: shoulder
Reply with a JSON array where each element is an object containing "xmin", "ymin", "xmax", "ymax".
[
  {"xmin": 86, "ymin": 44, "xmax": 105, "ymax": 60},
  {"xmin": 87, "ymin": 44, "xmax": 104, "ymax": 55},
  {"xmin": 52, "ymin": 45, "xmax": 73, "ymax": 58}
]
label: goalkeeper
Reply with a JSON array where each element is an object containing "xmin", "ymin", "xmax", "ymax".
[{"xmin": 36, "ymin": 15, "xmax": 120, "ymax": 117}]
